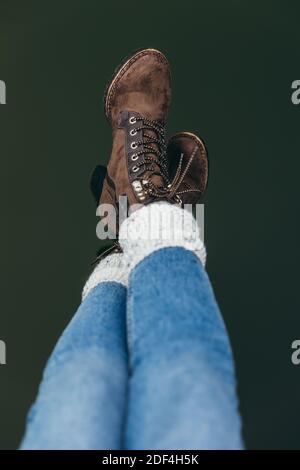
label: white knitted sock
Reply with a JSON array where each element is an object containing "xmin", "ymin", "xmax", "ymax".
[
  {"xmin": 119, "ymin": 201, "xmax": 206, "ymax": 271},
  {"xmin": 82, "ymin": 253, "xmax": 129, "ymax": 301}
]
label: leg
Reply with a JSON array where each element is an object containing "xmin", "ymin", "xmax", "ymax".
[
  {"xmin": 121, "ymin": 203, "xmax": 243, "ymax": 450},
  {"xmin": 20, "ymin": 254, "xmax": 128, "ymax": 450}
]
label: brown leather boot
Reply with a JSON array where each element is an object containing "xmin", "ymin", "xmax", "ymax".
[
  {"xmin": 91, "ymin": 132, "xmax": 208, "ymax": 206},
  {"xmin": 90, "ymin": 132, "xmax": 208, "ymax": 204},
  {"xmin": 90, "ymin": 131, "xmax": 208, "ymax": 263},
  {"xmin": 100, "ymin": 48, "xmax": 172, "ymax": 212}
]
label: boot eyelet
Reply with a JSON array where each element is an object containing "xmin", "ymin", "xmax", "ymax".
[
  {"xmin": 132, "ymin": 165, "xmax": 139, "ymax": 172},
  {"xmin": 131, "ymin": 142, "xmax": 138, "ymax": 149},
  {"xmin": 130, "ymin": 129, "xmax": 137, "ymax": 136},
  {"xmin": 131, "ymin": 154, "xmax": 138, "ymax": 161},
  {"xmin": 129, "ymin": 117, "xmax": 136, "ymax": 124}
]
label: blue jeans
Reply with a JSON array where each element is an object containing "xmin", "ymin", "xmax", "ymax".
[{"xmin": 20, "ymin": 247, "xmax": 243, "ymax": 449}]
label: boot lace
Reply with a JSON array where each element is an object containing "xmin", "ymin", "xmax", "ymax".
[
  {"xmin": 130, "ymin": 116, "xmax": 171, "ymax": 197},
  {"xmin": 167, "ymin": 145, "xmax": 202, "ymax": 201},
  {"xmin": 130, "ymin": 116, "xmax": 202, "ymax": 203}
]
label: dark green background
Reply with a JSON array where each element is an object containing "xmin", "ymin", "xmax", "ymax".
[{"xmin": 1, "ymin": 0, "xmax": 300, "ymax": 449}]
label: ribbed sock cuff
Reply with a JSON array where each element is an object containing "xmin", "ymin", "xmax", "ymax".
[
  {"xmin": 82, "ymin": 253, "xmax": 129, "ymax": 300},
  {"xmin": 119, "ymin": 201, "xmax": 206, "ymax": 271}
]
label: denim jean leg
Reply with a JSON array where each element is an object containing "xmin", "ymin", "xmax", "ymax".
[
  {"xmin": 125, "ymin": 247, "xmax": 244, "ymax": 450},
  {"xmin": 20, "ymin": 281, "xmax": 128, "ymax": 450}
]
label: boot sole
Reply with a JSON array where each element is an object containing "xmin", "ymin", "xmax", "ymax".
[
  {"xmin": 168, "ymin": 131, "xmax": 209, "ymax": 195},
  {"xmin": 103, "ymin": 48, "xmax": 170, "ymax": 123}
]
